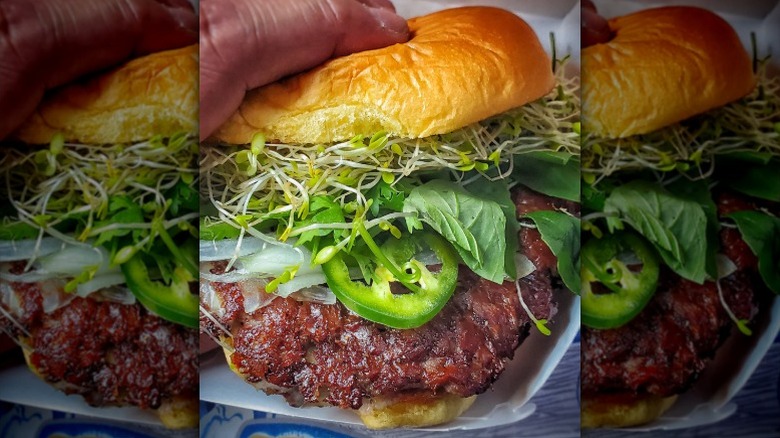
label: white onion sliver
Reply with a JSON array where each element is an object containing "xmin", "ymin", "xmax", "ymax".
[
  {"xmin": 76, "ymin": 273, "xmax": 126, "ymax": 297},
  {"xmin": 37, "ymin": 245, "xmax": 114, "ymax": 276},
  {"xmin": 0, "ymin": 263, "xmax": 56, "ymax": 283},
  {"xmin": 96, "ymin": 285, "xmax": 136, "ymax": 306},
  {"xmin": 239, "ymin": 245, "xmax": 314, "ymax": 276},
  {"xmin": 717, "ymin": 254, "xmax": 738, "ymax": 279},
  {"xmin": 290, "ymin": 285, "xmax": 337, "ymax": 305},
  {"xmin": 38, "ymin": 278, "xmax": 74, "ymax": 313},
  {"xmin": 0, "ymin": 238, "xmax": 64, "ymax": 262},
  {"xmin": 276, "ymin": 273, "xmax": 328, "ymax": 297},
  {"xmin": 200, "ymin": 237, "xmax": 268, "ymax": 261},
  {"xmin": 515, "ymin": 253, "xmax": 536, "ymax": 279}
]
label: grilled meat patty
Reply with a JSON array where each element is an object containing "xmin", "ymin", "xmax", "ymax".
[
  {"xmin": 0, "ymin": 265, "xmax": 198, "ymax": 410},
  {"xmin": 201, "ymin": 187, "xmax": 566, "ymax": 409},
  {"xmin": 581, "ymin": 191, "xmax": 770, "ymax": 399}
]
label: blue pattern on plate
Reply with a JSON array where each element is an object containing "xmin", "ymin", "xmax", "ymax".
[{"xmin": 237, "ymin": 419, "xmax": 359, "ymax": 438}]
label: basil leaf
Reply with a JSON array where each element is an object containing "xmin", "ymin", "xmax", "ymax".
[
  {"xmin": 523, "ymin": 210, "xmax": 581, "ymax": 294},
  {"xmin": 720, "ymin": 158, "xmax": 780, "ymax": 202},
  {"xmin": 463, "ymin": 177, "xmax": 518, "ymax": 279},
  {"xmin": 667, "ymin": 179, "xmax": 719, "ymax": 280},
  {"xmin": 404, "ymin": 180, "xmax": 507, "ymax": 283},
  {"xmin": 512, "ymin": 151, "xmax": 580, "ymax": 202},
  {"xmin": 604, "ymin": 181, "xmax": 708, "ymax": 283},
  {"xmin": 727, "ymin": 211, "xmax": 780, "ymax": 294}
]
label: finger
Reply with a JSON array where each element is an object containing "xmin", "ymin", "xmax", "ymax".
[
  {"xmin": 333, "ymin": 1, "xmax": 409, "ymax": 57},
  {"xmin": 0, "ymin": 0, "xmax": 197, "ymax": 140},
  {"xmin": 582, "ymin": 6, "xmax": 613, "ymax": 48},
  {"xmin": 355, "ymin": 0, "xmax": 397, "ymax": 12},
  {"xmin": 199, "ymin": 0, "xmax": 409, "ymax": 140}
]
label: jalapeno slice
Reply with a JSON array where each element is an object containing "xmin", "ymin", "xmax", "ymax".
[
  {"xmin": 120, "ymin": 242, "xmax": 199, "ymax": 329},
  {"xmin": 321, "ymin": 232, "xmax": 458, "ymax": 329},
  {"xmin": 581, "ymin": 231, "xmax": 660, "ymax": 329}
]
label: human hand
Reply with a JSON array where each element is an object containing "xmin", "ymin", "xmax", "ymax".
[
  {"xmin": 582, "ymin": 0, "xmax": 612, "ymax": 48},
  {"xmin": 199, "ymin": 0, "xmax": 410, "ymax": 140},
  {"xmin": 0, "ymin": 0, "xmax": 198, "ymax": 140}
]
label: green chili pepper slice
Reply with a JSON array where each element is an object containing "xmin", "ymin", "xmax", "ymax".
[
  {"xmin": 120, "ymin": 244, "xmax": 199, "ymax": 329},
  {"xmin": 321, "ymin": 232, "xmax": 458, "ymax": 329},
  {"xmin": 581, "ymin": 231, "xmax": 660, "ymax": 329}
]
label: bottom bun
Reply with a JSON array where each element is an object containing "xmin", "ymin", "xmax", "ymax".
[
  {"xmin": 581, "ymin": 394, "xmax": 678, "ymax": 428},
  {"xmin": 222, "ymin": 342, "xmax": 475, "ymax": 429},
  {"xmin": 358, "ymin": 392, "xmax": 476, "ymax": 429}
]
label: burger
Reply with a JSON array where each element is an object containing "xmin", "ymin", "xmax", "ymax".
[
  {"xmin": 199, "ymin": 6, "xmax": 580, "ymax": 429},
  {"xmin": 580, "ymin": 6, "xmax": 780, "ymax": 428},
  {"xmin": 0, "ymin": 45, "xmax": 200, "ymax": 428}
]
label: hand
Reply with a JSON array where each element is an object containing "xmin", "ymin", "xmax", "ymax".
[
  {"xmin": 200, "ymin": 0, "xmax": 410, "ymax": 140},
  {"xmin": 0, "ymin": 0, "xmax": 198, "ymax": 140},
  {"xmin": 582, "ymin": 0, "xmax": 613, "ymax": 48}
]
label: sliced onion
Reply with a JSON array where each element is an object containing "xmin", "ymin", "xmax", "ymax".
[
  {"xmin": 717, "ymin": 254, "xmax": 738, "ymax": 279},
  {"xmin": 289, "ymin": 285, "xmax": 337, "ymax": 305},
  {"xmin": 96, "ymin": 285, "xmax": 136, "ymax": 306},
  {"xmin": 200, "ymin": 237, "xmax": 270, "ymax": 261},
  {"xmin": 0, "ymin": 237, "xmax": 65, "ymax": 262},
  {"xmin": 239, "ymin": 244, "xmax": 315, "ymax": 276},
  {"xmin": 36, "ymin": 245, "xmax": 113, "ymax": 276},
  {"xmin": 276, "ymin": 272, "xmax": 329, "ymax": 297},
  {"xmin": 200, "ymin": 281, "xmax": 224, "ymax": 318},
  {"xmin": 237, "ymin": 278, "xmax": 277, "ymax": 313},
  {"xmin": 76, "ymin": 273, "xmax": 126, "ymax": 297},
  {"xmin": 516, "ymin": 253, "xmax": 536, "ymax": 279},
  {"xmin": 38, "ymin": 278, "xmax": 74, "ymax": 313},
  {"xmin": 200, "ymin": 266, "xmax": 264, "ymax": 284},
  {"xmin": 0, "ymin": 263, "xmax": 55, "ymax": 283}
]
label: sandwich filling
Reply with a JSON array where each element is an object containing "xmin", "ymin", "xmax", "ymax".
[
  {"xmin": 200, "ymin": 61, "xmax": 580, "ymax": 411},
  {"xmin": 0, "ymin": 134, "xmax": 199, "ymax": 415}
]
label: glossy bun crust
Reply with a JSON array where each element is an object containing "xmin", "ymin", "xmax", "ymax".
[
  {"xmin": 581, "ymin": 394, "xmax": 678, "ymax": 428},
  {"xmin": 583, "ymin": 7, "xmax": 754, "ymax": 138},
  {"xmin": 214, "ymin": 6, "xmax": 554, "ymax": 144},
  {"xmin": 14, "ymin": 45, "xmax": 198, "ymax": 144}
]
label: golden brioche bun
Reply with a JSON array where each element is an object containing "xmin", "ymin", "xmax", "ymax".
[
  {"xmin": 581, "ymin": 394, "xmax": 678, "ymax": 428},
  {"xmin": 22, "ymin": 341, "xmax": 197, "ymax": 429},
  {"xmin": 214, "ymin": 6, "xmax": 554, "ymax": 144},
  {"xmin": 14, "ymin": 45, "xmax": 198, "ymax": 144},
  {"xmin": 582, "ymin": 6, "xmax": 754, "ymax": 138},
  {"xmin": 358, "ymin": 393, "xmax": 476, "ymax": 430},
  {"xmin": 221, "ymin": 337, "xmax": 474, "ymax": 429}
]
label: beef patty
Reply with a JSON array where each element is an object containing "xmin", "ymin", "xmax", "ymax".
[{"xmin": 0, "ymin": 266, "xmax": 198, "ymax": 410}]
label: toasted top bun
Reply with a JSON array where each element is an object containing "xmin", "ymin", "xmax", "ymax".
[
  {"xmin": 214, "ymin": 6, "xmax": 554, "ymax": 145},
  {"xmin": 582, "ymin": 7, "xmax": 755, "ymax": 139},
  {"xmin": 14, "ymin": 45, "xmax": 198, "ymax": 144}
]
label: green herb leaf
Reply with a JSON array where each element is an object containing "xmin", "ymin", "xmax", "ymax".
[
  {"xmin": 367, "ymin": 180, "xmax": 406, "ymax": 216},
  {"xmin": 523, "ymin": 210, "xmax": 581, "ymax": 294},
  {"xmin": 0, "ymin": 221, "xmax": 39, "ymax": 241},
  {"xmin": 296, "ymin": 196, "xmax": 346, "ymax": 247},
  {"xmin": 720, "ymin": 158, "xmax": 780, "ymax": 202},
  {"xmin": 403, "ymin": 180, "xmax": 507, "ymax": 283},
  {"xmin": 727, "ymin": 210, "xmax": 780, "ymax": 294},
  {"xmin": 667, "ymin": 179, "xmax": 719, "ymax": 280},
  {"xmin": 512, "ymin": 151, "xmax": 580, "ymax": 202},
  {"xmin": 464, "ymin": 177, "xmax": 519, "ymax": 279},
  {"xmin": 167, "ymin": 179, "xmax": 199, "ymax": 216},
  {"xmin": 604, "ymin": 181, "xmax": 708, "ymax": 283},
  {"xmin": 200, "ymin": 218, "xmax": 241, "ymax": 240}
]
